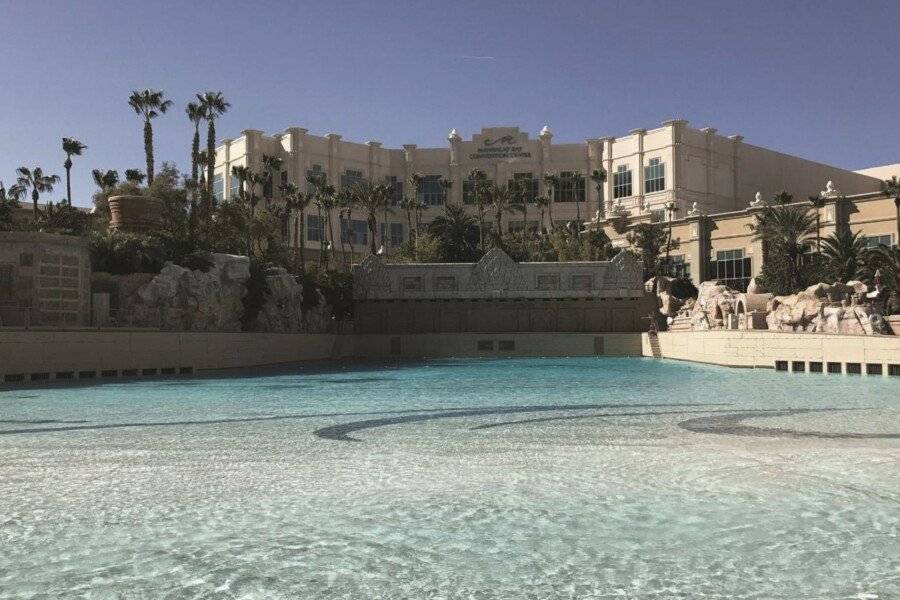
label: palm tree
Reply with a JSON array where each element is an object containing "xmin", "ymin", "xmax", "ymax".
[
  {"xmin": 820, "ymin": 229, "xmax": 867, "ymax": 282},
  {"xmin": 543, "ymin": 172, "xmax": 560, "ymax": 231},
  {"xmin": 571, "ymin": 171, "xmax": 585, "ymax": 230},
  {"xmin": 534, "ymin": 195, "xmax": 550, "ymax": 236},
  {"xmin": 590, "ymin": 168, "xmax": 607, "ymax": 220},
  {"xmin": 281, "ymin": 182, "xmax": 313, "ymax": 272},
  {"xmin": 335, "ymin": 187, "xmax": 354, "ymax": 267},
  {"xmin": 16, "ymin": 167, "xmax": 60, "ymax": 223},
  {"xmin": 127, "ymin": 89, "xmax": 173, "ymax": 185},
  {"xmin": 197, "ymin": 91, "xmax": 230, "ymax": 202},
  {"xmin": 262, "ymin": 154, "xmax": 283, "ymax": 205},
  {"xmin": 92, "ymin": 169, "xmax": 119, "ymax": 192},
  {"xmin": 466, "ymin": 169, "xmax": 489, "ymax": 250},
  {"xmin": 0, "ymin": 182, "xmax": 24, "ymax": 230},
  {"xmin": 882, "ymin": 176, "xmax": 900, "ymax": 245},
  {"xmin": 749, "ymin": 203, "xmax": 817, "ymax": 292},
  {"xmin": 486, "ymin": 183, "xmax": 525, "ymax": 240},
  {"xmin": 428, "ymin": 204, "xmax": 481, "ymax": 262},
  {"xmin": 61, "ymin": 137, "xmax": 86, "ymax": 205},
  {"xmin": 807, "ymin": 194, "xmax": 827, "ymax": 252},
  {"xmin": 772, "ymin": 190, "xmax": 794, "ymax": 205},
  {"xmin": 124, "ymin": 169, "xmax": 146, "ymax": 184},
  {"xmin": 185, "ymin": 101, "xmax": 204, "ymax": 187},
  {"xmin": 353, "ymin": 182, "xmax": 392, "ymax": 256}
]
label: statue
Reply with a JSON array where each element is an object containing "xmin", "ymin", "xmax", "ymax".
[
  {"xmin": 821, "ymin": 180, "xmax": 841, "ymax": 198},
  {"xmin": 687, "ymin": 202, "xmax": 699, "ymax": 216},
  {"xmin": 750, "ymin": 191, "xmax": 763, "ymax": 207}
]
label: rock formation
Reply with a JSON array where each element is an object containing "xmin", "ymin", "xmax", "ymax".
[
  {"xmin": 766, "ymin": 282, "xmax": 889, "ymax": 335},
  {"xmin": 102, "ymin": 254, "xmax": 334, "ymax": 332}
]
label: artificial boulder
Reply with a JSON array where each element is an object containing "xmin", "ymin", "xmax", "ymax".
[{"xmin": 766, "ymin": 282, "xmax": 889, "ymax": 335}]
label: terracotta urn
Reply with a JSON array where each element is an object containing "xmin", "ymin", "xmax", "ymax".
[{"xmin": 108, "ymin": 195, "xmax": 163, "ymax": 232}]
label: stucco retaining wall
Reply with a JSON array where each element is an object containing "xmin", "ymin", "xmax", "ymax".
[{"xmin": 645, "ymin": 330, "xmax": 900, "ymax": 372}]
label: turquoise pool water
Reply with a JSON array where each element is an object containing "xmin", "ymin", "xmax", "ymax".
[{"xmin": 0, "ymin": 357, "xmax": 897, "ymax": 599}]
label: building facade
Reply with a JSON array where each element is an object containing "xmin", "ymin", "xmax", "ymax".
[
  {"xmin": 213, "ymin": 121, "xmax": 881, "ymax": 258},
  {"xmin": 593, "ymin": 188, "xmax": 900, "ymax": 292}
]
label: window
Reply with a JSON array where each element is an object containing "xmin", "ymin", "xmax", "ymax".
[
  {"xmin": 650, "ymin": 209, "xmax": 666, "ymax": 223},
  {"xmin": 385, "ymin": 176, "xmax": 403, "ymax": 205},
  {"xmin": 390, "ymin": 223, "xmax": 404, "ymax": 247},
  {"xmin": 341, "ymin": 169, "xmax": 365, "ymax": 191},
  {"xmin": 229, "ymin": 173, "xmax": 241, "ymax": 198},
  {"xmin": 213, "ymin": 174, "xmax": 224, "ymax": 201},
  {"xmin": 463, "ymin": 179, "xmax": 492, "ymax": 205},
  {"xmin": 306, "ymin": 164, "xmax": 324, "ymax": 194},
  {"xmin": 417, "ymin": 175, "xmax": 446, "ymax": 206},
  {"xmin": 536, "ymin": 274, "xmax": 559, "ymax": 290},
  {"xmin": 862, "ymin": 234, "xmax": 894, "ymax": 249},
  {"xmin": 307, "ymin": 214, "xmax": 325, "ymax": 242},
  {"xmin": 712, "ymin": 249, "xmax": 751, "ymax": 291},
  {"xmin": 510, "ymin": 172, "xmax": 538, "ymax": 202},
  {"xmin": 402, "ymin": 277, "xmax": 423, "ymax": 291},
  {"xmin": 554, "ymin": 171, "xmax": 585, "ymax": 203},
  {"xmin": 435, "ymin": 276, "xmax": 457, "ymax": 291},
  {"xmin": 613, "ymin": 165, "xmax": 632, "ymax": 199},
  {"xmin": 644, "ymin": 158, "xmax": 666, "ymax": 193},
  {"xmin": 660, "ymin": 255, "xmax": 691, "ymax": 279}
]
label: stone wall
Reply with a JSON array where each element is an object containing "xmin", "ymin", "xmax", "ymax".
[
  {"xmin": 645, "ymin": 330, "xmax": 900, "ymax": 372},
  {"xmin": 0, "ymin": 232, "xmax": 91, "ymax": 327}
]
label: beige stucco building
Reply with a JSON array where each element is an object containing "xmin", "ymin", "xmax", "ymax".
[{"xmin": 213, "ymin": 121, "xmax": 881, "ymax": 258}]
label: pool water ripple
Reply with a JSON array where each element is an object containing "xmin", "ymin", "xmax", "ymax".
[{"xmin": 0, "ymin": 356, "xmax": 897, "ymax": 598}]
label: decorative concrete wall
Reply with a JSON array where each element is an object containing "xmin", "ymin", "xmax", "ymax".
[
  {"xmin": 0, "ymin": 232, "xmax": 91, "ymax": 327},
  {"xmin": 0, "ymin": 330, "xmax": 352, "ymax": 382},
  {"xmin": 352, "ymin": 249, "xmax": 656, "ymax": 333},
  {"xmin": 645, "ymin": 330, "xmax": 900, "ymax": 373}
]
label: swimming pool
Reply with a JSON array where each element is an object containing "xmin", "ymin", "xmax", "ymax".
[{"xmin": 0, "ymin": 357, "xmax": 897, "ymax": 598}]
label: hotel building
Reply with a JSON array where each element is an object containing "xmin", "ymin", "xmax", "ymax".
[{"xmin": 213, "ymin": 121, "xmax": 883, "ymax": 261}]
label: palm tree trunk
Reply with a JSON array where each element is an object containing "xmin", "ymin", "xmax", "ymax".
[
  {"xmin": 144, "ymin": 119, "xmax": 154, "ymax": 185},
  {"xmin": 339, "ymin": 211, "xmax": 347, "ymax": 269},
  {"xmin": 298, "ymin": 212, "xmax": 306, "ymax": 273},
  {"xmin": 547, "ymin": 199, "xmax": 555, "ymax": 231},
  {"xmin": 369, "ymin": 211, "xmax": 377, "ymax": 255},
  {"xmin": 65, "ymin": 163, "xmax": 72, "ymax": 206},
  {"xmin": 32, "ymin": 191, "xmax": 39, "ymax": 224},
  {"xmin": 191, "ymin": 127, "xmax": 200, "ymax": 183},
  {"xmin": 206, "ymin": 119, "xmax": 216, "ymax": 203}
]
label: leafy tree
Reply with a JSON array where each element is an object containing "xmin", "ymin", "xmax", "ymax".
[
  {"xmin": 61, "ymin": 137, "xmax": 87, "ymax": 205},
  {"xmin": 864, "ymin": 244, "xmax": 900, "ymax": 314},
  {"xmin": 127, "ymin": 89, "xmax": 173, "ymax": 185},
  {"xmin": 124, "ymin": 169, "xmax": 146, "ymax": 184},
  {"xmin": 626, "ymin": 222, "xmax": 678, "ymax": 279},
  {"xmin": 466, "ymin": 169, "xmax": 489, "ymax": 250},
  {"xmin": 16, "ymin": 166, "xmax": 60, "ymax": 223},
  {"xmin": 820, "ymin": 229, "xmax": 868, "ymax": 282}
]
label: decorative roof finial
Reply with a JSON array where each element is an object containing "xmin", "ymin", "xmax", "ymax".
[{"xmin": 448, "ymin": 128, "xmax": 460, "ymax": 141}]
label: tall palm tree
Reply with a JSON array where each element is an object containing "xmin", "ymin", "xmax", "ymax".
[
  {"xmin": 16, "ymin": 167, "xmax": 60, "ymax": 224},
  {"xmin": 534, "ymin": 195, "xmax": 550, "ymax": 236},
  {"xmin": 882, "ymin": 176, "xmax": 900, "ymax": 245},
  {"xmin": 280, "ymin": 182, "xmax": 313, "ymax": 272},
  {"xmin": 466, "ymin": 169, "xmax": 488, "ymax": 250},
  {"xmin": 354, "ymin": 182, "xmax": 392, "ymax": 256},
  {"xmin": 807, "ymin": 194, "xmax": 827, "ymax": 252},
  {"xmin": 335, "ymin": 187, "xmax": 354, "ymax": 267},
  {"xmin": 185, "ymin": 102, "xmax": 204, "ymax": 186},
  {"xmin": 543, "ymin": 172, "xmax": 560, "ymax": 231},
  {"xmin": 92, "ymin": 169, "xmax": 119, "ymax": 191},
  {"xmin": 590, "ymin": 168, "xmax": 607, "ymax": 220},
  {"xmin": 197, "ymin": 91, "xmax": 230, "ymax": 202},
  {"xmin": 61, "ymin": 137, "xmax": 86, "ymax": 205},
  {"xmin": 127, "ymin": 89, "xmax": 173, "ymax": 185},
  {"xmin": 570, "ymin": 171, "xmax": 585, "ymax": 230},
  {"xmin": 262, "ymin": 154, "xmax": 283, "ymax": 205},
  {"xmin": 820, "ymin": 229, "xmax": 867, "ymax": 282},
  {"xmin": 486, "ymin": 183, "xmax": 525, "ymax": 239}
]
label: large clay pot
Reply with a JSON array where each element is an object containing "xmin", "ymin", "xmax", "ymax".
[{"xmin": 108, "ymin": 195, "xmax": 163, "ymax": 232}]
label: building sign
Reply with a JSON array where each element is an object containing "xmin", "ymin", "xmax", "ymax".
[{"xmin": 468, "ymin": 128, "xmax": 532, "ymax": 160}]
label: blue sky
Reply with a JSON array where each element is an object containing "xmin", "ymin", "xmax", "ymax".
[{"xmin": 1, "ymin": 0, "xmax": 897, "ymax": 207}]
